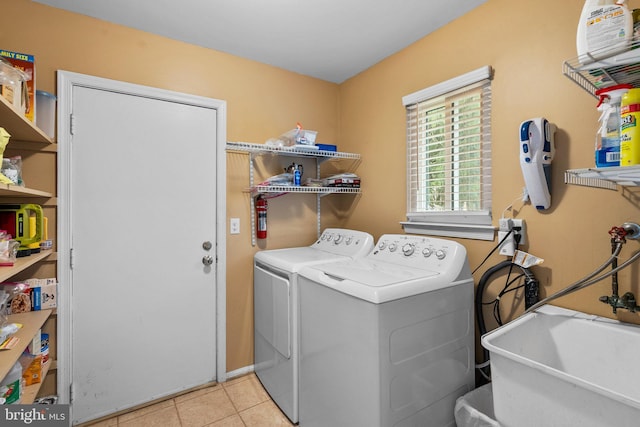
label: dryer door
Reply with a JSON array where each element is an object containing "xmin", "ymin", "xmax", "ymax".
[
  {"xmin": 254, "ymin": 262, "xmax": 297, "ymax": 422},
  {"xmin": 254, "ymin": 263, "xmax": 291, "ymax": 359}
]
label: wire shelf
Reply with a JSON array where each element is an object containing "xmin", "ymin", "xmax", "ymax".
[
  {"xmin": 226, "ymin": 141, "xmax": 360, "ymax": 160},
  {"xmin": 250, "ymin": 185, "xmax": 360, "ymax": 195},
  {"xmin": 564, "ymin": 166, "xmax": 640, "ymax": 190},
  {"xmin": 563, "ymin": 37, "xmax": 640, "ymax": 99}
]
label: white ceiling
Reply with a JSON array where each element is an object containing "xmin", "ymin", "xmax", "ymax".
[{"xmin": 34, "ymin": 0, "xmax": 487, "ymax": 83}]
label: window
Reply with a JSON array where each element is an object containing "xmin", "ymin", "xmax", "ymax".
[{"xmin": 401, "ymin": 66, "xmax": 494, "ymax": 240}]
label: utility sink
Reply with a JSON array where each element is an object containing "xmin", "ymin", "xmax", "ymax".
[{"xmin": 482, "ymin": 305, "xmax": 640, "ymax": 427}]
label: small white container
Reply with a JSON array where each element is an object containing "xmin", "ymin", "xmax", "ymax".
[{"xmin": 36, "ymin": 90, "xmax": 56, "ymax": 139}]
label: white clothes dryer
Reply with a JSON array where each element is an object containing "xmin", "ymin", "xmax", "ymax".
[
  {"xmin": 297, "ymin": 234, "xmax": 475, "ymax": 427},
  {"xmin": 253, "ymin": 228, "xmax": 374, "ymax": 423}
]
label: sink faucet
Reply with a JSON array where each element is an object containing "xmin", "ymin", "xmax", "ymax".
[
  {"xmin": 599, "ymin": 223, "xmax": 640, "ymax": 314},
  {"xmin": 599, "ymin": 292, "xmax": 640, "ymax": 313},
  {"xmin": 525, "ymin": 223, "xmax": 640, "ymax": 315}
]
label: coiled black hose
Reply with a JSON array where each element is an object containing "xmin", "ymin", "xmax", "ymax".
[{"xmin": 475, "ymin": 260, "xmax": 537, "ymax": 374}]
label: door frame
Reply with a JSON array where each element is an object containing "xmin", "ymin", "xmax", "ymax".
[{"xmin": 56, "ymin": 70, "xmax": 228, "ymax": 406}]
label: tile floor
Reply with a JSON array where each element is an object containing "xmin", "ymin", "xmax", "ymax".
[{"xmin": 83, "ymin": 373, "xmax": 295, "ymax": 427}]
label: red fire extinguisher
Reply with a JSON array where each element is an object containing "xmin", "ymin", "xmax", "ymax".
[{"xmin": 256, "ymin": 195, "xmax": 267, "ymax": 239}]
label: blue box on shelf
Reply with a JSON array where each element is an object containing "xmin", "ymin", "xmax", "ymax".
[{"xmin": 316, "ymin": 144, "xmax": 337, "ymax": 152}]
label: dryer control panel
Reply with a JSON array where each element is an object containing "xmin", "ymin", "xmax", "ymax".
[
  {"xmin": 313, "ymin": 228, "xmax": 375, "ymax": 257},
  {"xmin": 371, "ymin": 234, "xmax": 469, "ymax": 275}
]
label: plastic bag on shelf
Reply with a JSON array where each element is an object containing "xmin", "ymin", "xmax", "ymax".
[
  {"xmin": 0, "ymin": 291, "xmax": 8, "ymax": 328},
  {"xmin": 0, "ymin": 282, "xmax": 30, "ymax": 312},
  {"xmin": 258, "ymin": 173, "xmax": 294, "ymax": 186},
  {"xmin": 0, "ymin": 282, "xmax": 29, "ymax": 327},
  {"xmin": 1, "ymin": 156, "xmax": 23, "ymax": 186},
  {"xmin": 0, "ymin": 233, "xmax": 19, "ymax": 267},
  {"xmin": 0, "ymin": 128, "xmax": 13, "ymax": 185},
  {"xmin": 265, "ymin": 122, "xmax": 317, "ymax": 147},
  {"xmin": 265, "ymin": 125, "xmax": 302, "ymax": 147}
]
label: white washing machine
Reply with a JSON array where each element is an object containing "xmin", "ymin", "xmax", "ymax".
[
  {"xmin": 253, "ymin": 228, "xmax": 374, "ymax": 423},
  {"xmin": 297, "ymin": 234, "xmax": 475, "ymax": 427}
]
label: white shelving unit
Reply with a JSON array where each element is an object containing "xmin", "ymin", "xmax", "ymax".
[
  {"xmin": 563, "ymin": 38, "xmax": 640, "ymax": 189},
  {"xmin": 226, "ymin": 141, "xmax": 362, "ymax": 245}
]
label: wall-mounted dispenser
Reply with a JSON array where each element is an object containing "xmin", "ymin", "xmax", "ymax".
[{"xmin": 519, "ymin": 118, "xmax": 556, "ymax": 210}]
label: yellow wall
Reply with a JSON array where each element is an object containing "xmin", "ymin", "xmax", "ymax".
[
  {"xmin": 5, "ymin": 0, "xmax": 640, "ymax": 374},
  {"xmin": 343, "ymin": 0, "xmax": 640, "ymax": 332}
]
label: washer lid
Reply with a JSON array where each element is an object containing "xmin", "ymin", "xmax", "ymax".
[
  {"xmin": 255, "ymin": 247, "xmax": 350, "ymax": 272},
  {"xmin": 299, "ymin": 258, "xmax": 460, "ymax": 304},
  {"xmin": 313, "ymin": 258, "xmax": 437, "ymax": 286}
]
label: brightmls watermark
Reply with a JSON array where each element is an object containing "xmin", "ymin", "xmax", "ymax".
[{"xmin": 1, "ymin": 405, "xmax": 69, "ymax": 426}]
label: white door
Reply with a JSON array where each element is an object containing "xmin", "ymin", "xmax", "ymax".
[{"xmin": 57, "ymin": 72, "xmax": 227, "ymax": 424}]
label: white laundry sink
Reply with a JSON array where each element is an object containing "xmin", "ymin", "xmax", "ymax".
[{"xmin": 482, "ymin": 304, "xmax": 640, "ymax": 427}]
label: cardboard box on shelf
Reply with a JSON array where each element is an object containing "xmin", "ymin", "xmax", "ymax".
[
  {"xmin": 19, "ymin": 352, "xmax": 42, "ymax": 386},
  {"xmin": 323, "ymin": 173, "xmax": 361, "ymax": 188},
  {"xmin": 24, "ymin": 278, "xmax": 57, "ymax": 310},
  {"xmin": 0, "ymin": 50, "xmax": 35, "ymax": 122},
  {"xmin": 1, "ymin": 278, "xmax": 57, "ymax": 314}
]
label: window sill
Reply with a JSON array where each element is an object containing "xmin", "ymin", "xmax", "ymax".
[{"xmin": 400, "ymin": 221, "xmax": 496, "ymax": 241}]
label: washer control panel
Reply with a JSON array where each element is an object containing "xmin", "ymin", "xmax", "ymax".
[
  {"xmin": 371, "ymin": 234, "xmax": 466, "ymax": 271},
  {"xmin": 313, "ymin": 228, "xmax": 375, "ymax": 257}
]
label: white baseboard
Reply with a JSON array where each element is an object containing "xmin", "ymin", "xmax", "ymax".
[{"xmin": 225, "ymin": 365, "xmax": 255, "ymax": 381}]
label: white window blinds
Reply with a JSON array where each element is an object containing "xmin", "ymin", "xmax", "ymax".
[{"xmin": 402, "ymin": 66, "xmax": 494, "ymax": 240}]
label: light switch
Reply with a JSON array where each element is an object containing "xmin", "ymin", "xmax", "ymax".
[{"xmin": 230, "ymin": 218, "xmax": 240, "ymax": 234}]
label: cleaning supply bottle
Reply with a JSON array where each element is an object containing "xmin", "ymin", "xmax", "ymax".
[
  {"xmin": 595, "ymin": 84, "xmax": 631, "ymax": 167},
  {"xmin": 620, "ymin": 87, "xmax": 640, "ymax": 166},
  {"xmin": 577, "ymin": 0, "xmax": 633, "ymax": 63}
]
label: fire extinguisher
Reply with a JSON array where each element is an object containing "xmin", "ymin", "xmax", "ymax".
[{"xmin": 256, "ymin": 195, "xmax": 267, "ymax": 239}]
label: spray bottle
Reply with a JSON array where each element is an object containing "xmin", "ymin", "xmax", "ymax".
[
  {"xmin": 595, "ymin": 84, "xmax": 632, "ymax": 167},
  {"xmin": 577, "ymin": 0, "xmax": 633, "ymax": 63}
]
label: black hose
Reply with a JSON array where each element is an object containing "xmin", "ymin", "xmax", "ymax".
[
  {"xmin": 476, "ymin": 260, "xmax": 512, "ymax": 367},
  {"xmin": 475, "ymin": 260, "xmax": 537, "ymax": 375}
]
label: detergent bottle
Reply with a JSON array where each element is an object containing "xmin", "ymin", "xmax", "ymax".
[
  {"xmin": 595, "ymin": 84, "xmax": 631, "ymax": 167},
  {"xmin": 577, "ymin": 0, "xmax": 633, "ymax": 63}
]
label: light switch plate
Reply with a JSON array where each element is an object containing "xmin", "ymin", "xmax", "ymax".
[{"xmin": 230, "ymin": 218, "xmax": 240, "ymax": 234}]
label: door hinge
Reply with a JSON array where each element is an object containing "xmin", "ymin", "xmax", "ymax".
[
  {"xmin": 70, "ymin": 114, "xmax": 76, "ymax": 135},
  {"xmin": 69, "ymin": 382, "xmax": 74, "ymax": 403},
  {"xmin": 70, "ymin": 248, "xmax": 74, "ymax": 270}
]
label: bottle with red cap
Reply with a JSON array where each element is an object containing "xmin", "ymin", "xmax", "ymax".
[{"xmin": 595, "ymin": 84, "xmax": 632, "ymax": 167}]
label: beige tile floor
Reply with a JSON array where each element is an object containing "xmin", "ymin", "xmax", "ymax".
[{"xmin": 83, "ymin": 373, "xmax": 295, "ymax": 427}]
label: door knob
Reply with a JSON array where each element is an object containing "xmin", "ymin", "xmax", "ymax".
[
  {"xmin": 202, "ymin": 255, "xmax": 214, "ymax": 266},
  {"xmin": 202, "ymin": 241, "xmax": 213, "ymax": 250}
]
